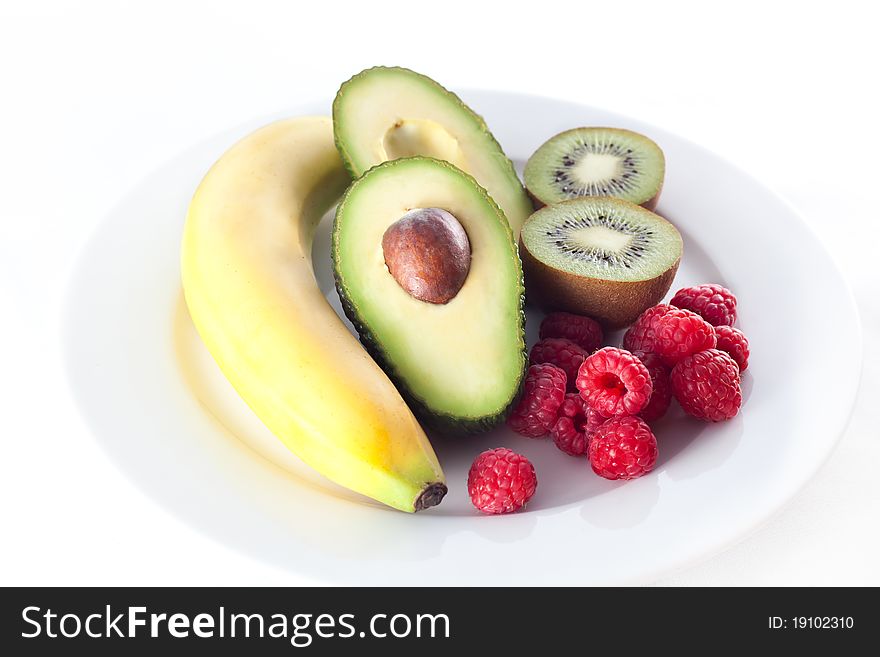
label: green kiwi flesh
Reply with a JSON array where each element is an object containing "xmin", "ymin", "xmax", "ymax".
[
  {"xmin": 520, "ymin": 197, "xmax": 682, "ymax": 327},
  {"xmin": 524, "ymin": 127, "xmax": 665, "ymax": 209}
]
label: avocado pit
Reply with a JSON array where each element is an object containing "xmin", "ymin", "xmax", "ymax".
[{"xmin": 382, "ymin": 207, "xmax": 471, "ymax": 304}]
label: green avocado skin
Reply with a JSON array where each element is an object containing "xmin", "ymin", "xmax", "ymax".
[{"xmin": 331, "ymin": 158, "xmax": 528, "ymax": 436}]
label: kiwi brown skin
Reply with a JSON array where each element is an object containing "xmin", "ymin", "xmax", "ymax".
[
  {"xmin": 519, "ymin": 238, "xmax": 680, "ymax": 329},
  {"xmin": 640, "ymin": 186, "xmax": 662, "ymax": 211}
]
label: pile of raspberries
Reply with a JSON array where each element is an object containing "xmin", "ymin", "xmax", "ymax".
[{"xmin": 469, "ymin": 283, "xmax": 750, "ymax": 514}]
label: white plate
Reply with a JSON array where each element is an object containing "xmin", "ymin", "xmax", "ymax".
[{"xmin": 63, "ymin": 91, "xmax": 861, "ymax": 585}]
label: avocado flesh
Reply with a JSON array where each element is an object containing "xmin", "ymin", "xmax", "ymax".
[
  {"xmin": 333, "ymin": 157, "xmax": 527, "ymax": 434},
  {"xmin": 333, "ymin": 66, "xmax": 533, "ymax": 238}
]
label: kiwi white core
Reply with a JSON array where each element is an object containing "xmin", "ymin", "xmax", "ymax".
[
  {"xmin": 572, "ymin": 152, "xmax": 623, "ymax": 185},
  {"xmin": 570, "ymin": 225, "xmax": 633, "ymax": 253},
  {"xmin": 521, "ymin": 197, "xmax": 682, "ymax": 282}
]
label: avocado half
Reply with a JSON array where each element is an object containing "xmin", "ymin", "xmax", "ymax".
[
  {"xmin": 332, "ymin": 157, "xmax": 527, "ymax": 434},
  {"xmin": 332, "ymin": 66, "xmax": 533, "ymax": 237}
]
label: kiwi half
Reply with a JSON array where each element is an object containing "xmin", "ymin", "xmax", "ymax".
[
  {"xmin": 520, "ymin": 197, "xmax": 682, "ymax": 327},
  {"xmin": 524, "ymin": 127, "xmax": 665, "ymax": 209}
]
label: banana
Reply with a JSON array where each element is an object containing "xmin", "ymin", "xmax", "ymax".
[{"xmin": 181, "ymin": 116, "xmax": 446, "ymax": 512}]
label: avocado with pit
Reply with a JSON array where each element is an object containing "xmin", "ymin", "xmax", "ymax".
[
  {"xmin": 332, "ymin": 157, "xmax": 527, "ymax": 434},
  {"xmin": 332, "ymin": 66, "xmax": 533, "ymax": 237}
]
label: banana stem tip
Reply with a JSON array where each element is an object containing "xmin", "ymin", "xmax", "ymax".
[{"xmin": 414, "ymin": 483, "xmax": 448, "ymax": 512}]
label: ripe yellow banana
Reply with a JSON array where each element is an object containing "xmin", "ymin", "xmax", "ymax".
[{"xmin": 181, "ymin": 116, "xmax": 446, "ymax": 512}]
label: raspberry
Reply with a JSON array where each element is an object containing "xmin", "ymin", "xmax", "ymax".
[
  {"xmin": 670, "ymin": 283, "xmax": 737, "ymax": 327},
  {"xmin": 622, "ymin": 303, "xmax": 675, "ymax": 354},
  {"xmin": 576, "ymin": 347, "xmax": 652, "ymax": 416},
  {"xmin": 468, "ymin": 448, "xmax": 537, "ymax": 514},
  {"xmin": 649, "ymin": 308, "xmax": 717, "ymax": 366},
  {"xmin": 589, "ymin": 416, "xmax": 658, "ymax": 480},
  {"xmin": 633, "ymin": 351, "xmax": 673, "ymax": 422},
  {"xmin": 550, "ymin": 393, "xmax": 605, "ymax": 456},
  {"xmin": 507, "ymin": 363, "xmax": 567, "ymax": 438},
  {"xmin": 671, "ymin": 349, "xmax": 742, "ymax": 421},
  {"xmin": 539, "ymin": 312, "xmax": 603, "ymax": 353},
  {"xmin": 530, "ymin": 338, "xmax": 589, "ymax": 392},
  {"xmin": 714, "ymin": 325, "xmax": 749, "ymax": 372}
]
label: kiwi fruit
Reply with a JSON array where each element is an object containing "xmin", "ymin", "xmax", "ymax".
[
  {"xmin": 524, "ymin": 127, "xmax": 665, "ymax": 209},
  {"xmin": 520, "ymin": 197, "xmax": 682, "ymax": 327}
]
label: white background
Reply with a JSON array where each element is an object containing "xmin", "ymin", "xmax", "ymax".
[{"xmin": 1, "ymin": 0, "xmax": 877, "ymax": 585}]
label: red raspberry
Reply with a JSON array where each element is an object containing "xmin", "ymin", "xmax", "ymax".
[
  {"xmin": 714, "ymin": 325, "xmax": 750, "ymax": 372},
  {"xmin": 576, "ymin": 347, "xmax": 652, "ymax": 416},
  {"xmin": 622, "ymin": 303, "xmax": 675, "ymax": 354},
  {"xmin": 671, "ymin": 349, "xmax": 742, "ymax": 421},
  {"xmin": 633, "ymin": 351, "xmax": 673, "ymax": 422},
  {"xmin": 670, "ymin": 283, "xmax": 737, "ymax": 327},
  {"xmin": 550, "ymin": 393, "xmax": 605, "ymax": 456},
  {"xmin": 649, "ymin": 308, "xmax": 717, "ymax": 366},
  {"xmin": 468, "ymin": 448, "xmax": 537, "ymax": 514},
  {"xmin": 507, "ymin": 363, "xmax": 567, "ymax": 438},
  {"xmin": 539, "ymin": 312, "xmax": 603, "ymax": 353},
  {"xmin": 530, "ymin": 338, "xmax": 589, "ymax": 392},
  {"xmin": 589, "ymin": 416, "xmax": 658, "ymax": 480}
]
